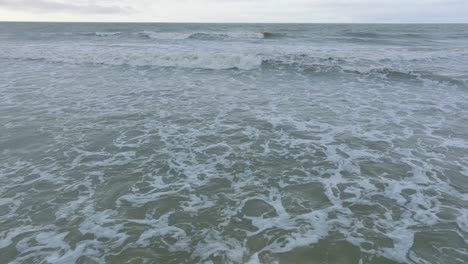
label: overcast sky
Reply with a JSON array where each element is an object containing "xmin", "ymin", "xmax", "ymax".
[{"xmin": 0, "ymin": 0, "xmax": 467, "ymax": 23}]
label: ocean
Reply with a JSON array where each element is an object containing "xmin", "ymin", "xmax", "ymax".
[{"xmin": 0, "ymin": 23, "xmax": 467, "ymax": 263}]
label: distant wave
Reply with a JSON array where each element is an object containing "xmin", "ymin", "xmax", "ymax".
[
  {"xmin": 81, "ymin": 31, "xmax": 122, "ymax": 37},
  {"xmin": 343, "ymin": 32, "xmax": 381, "ymax": 38},
  {"xmin": 262, "ymin": 32, "xmax": 287, "ymax": 39},
  {"xmin": 365, "ymin": 68, "xmax": 466, "ymax": 86},
  {"xmin": 339, "ymin": 37, "xmax": 394, "ymax": 45},
  {"xmin": 137, "ymin": 31, "xmax": 284, "ymax": 40},
  {"xmin": 137, "ymin": 31, "xmax": 192, "ymax": 40},
  {"xmin": 342, "ymin": 31, "xmax": 425, "ymax": 40}
]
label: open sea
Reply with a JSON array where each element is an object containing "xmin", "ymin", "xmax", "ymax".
[{"xmin": 0, "ymin": 23, "xmax": 468, "ymax": 264}]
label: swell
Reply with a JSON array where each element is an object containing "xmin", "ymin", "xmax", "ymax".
[
  {"xmin": 80, "ymin": 31, "xmax": 122, "ymax": 37},
  {"xmin": 342, "ymin": 31, "xmax": 425, "ymax": 39},
  {"xmin": 360, "ymin": 68, "xmax": 466, "ymax": 86},
  {"xmin": 343, "ymin": 32, "xmax": 381, "ymax": 38},
  {"xmin": 261, "ymin": 59, "xmax": 466, "ymax": 86},
  {"xmin": 137, "ymin": 31, "xmax": 285, "ymax": 40},
  {"xmin": 1, "ymin": 50, "xmax": 465, "ymax": 86},
  {"xmin": 262, "ymin": 32, "xmax": 286, "ymax": 39},
  {"xmin": 0, "ymin": 50, "xmax": 263, "ymax": 70}
]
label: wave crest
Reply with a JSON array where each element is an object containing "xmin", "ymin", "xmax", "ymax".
[
  {"xmin": 81, "ymin": 32, "xmax": 122, "ymax": 37},
  {"xmin": 1, "ymin": 46, "xmax": 465, "ymax": 86},
  {"xmin": 137, "ymin": 31, "xmax": 282, "ymax": 40},
  {"xmin": 0, "ymin": 47, "xmax": 262, "ymax": 70}
]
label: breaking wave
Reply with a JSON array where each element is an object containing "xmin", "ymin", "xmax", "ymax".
[
  {"xmin": 81, "ymin": 31, "xmax": 122, "ymax": 37},
  {"xmin": 137, "ymin": 31, "xmax": 284, "ymax": 40},
  {"xmin": 0, "ymin": 46, "xmax": 465, "ymax": 86},
  {"xmin": 0, "ymin": 47, "xmax": 263, "ymax": 70}
]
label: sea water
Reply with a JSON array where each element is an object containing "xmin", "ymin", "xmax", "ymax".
[{"xmin": 0, "ymin": 23, "xmax": 468, "ymax": 263}]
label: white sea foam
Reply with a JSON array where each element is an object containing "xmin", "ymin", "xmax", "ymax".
[
  {"xmin": 1, "ymin": 45, "xmax": 466, "ymax": 87},
  {"xmin": 138, "ymin": 30, "xmax": 266, "ymax": 40},
  {"xmin": 93, "ymin": 31, "xmax": 122, "ymax": 37},
  {"xmin": 82, "ymin": 31, "xmax": 122, "ymax": 37},
  {"xmin": 138, "ymin": 31, "xmax": 193, "ymax": 40},
  {"xmin": 0, "ymin": 44, "xmax": 263, "ymax": 70}
]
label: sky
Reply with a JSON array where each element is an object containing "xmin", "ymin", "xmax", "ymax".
[{"xmin": 0, "ymin": 0, "xmax": 467, "ymax": 23}]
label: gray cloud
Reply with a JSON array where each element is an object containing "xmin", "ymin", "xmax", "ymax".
[{"xmin": 0, "ymin": 0, "xmax": 130, "ymax": 14}]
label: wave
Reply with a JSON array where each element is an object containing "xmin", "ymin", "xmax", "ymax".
[
  {"xmin": 342, "ymin": 32, "xmax": 424, "ymax": 39},
  {"xmin": 137, "ymin": 31, "xmax": 284, "ymax": 40},
  {"xmin": 261, "ymin": 58, "xmax": 466, "ymax": 86},
  {"xmin": 0, "ymin": 47, "xmax": 465, "ymax": 86},
  {"xmin": 369, "ymin": 68, "xmax": 466, "ymax": 86},
  {"xmin": 341, "ymin": 37, "xmax": 394, "ymax": 45},
  {"xmin": 262, "ymin": 32, "xmax": 286, "ymax": 39},
  {"xmin": 343, "ymin": 32, "xmax": 381, "ymax": 38},
  {"xmin": 138, "ymin": 31, "xmax": 192, "ymax": 40},
  {"xmin": 0, "ymin": 48, "xmax": 262, "ymax": 70},
  {"xmin": 81, "ymin": 31, "xmax": 122, "ymax": 37}
]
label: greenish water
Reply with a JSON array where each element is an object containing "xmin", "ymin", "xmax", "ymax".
[{"xmin": 0, "ymin": 23, "xmax": 467, "ymax": 263}]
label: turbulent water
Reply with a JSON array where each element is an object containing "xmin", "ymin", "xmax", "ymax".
[{"xmin": 0, "ymin": 23, "xmax": 468, "ymax": 264}]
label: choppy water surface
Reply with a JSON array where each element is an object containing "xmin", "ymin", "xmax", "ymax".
[{"xmin": 1, "ymin": 23, "xmax": 468, "ymax": 264}]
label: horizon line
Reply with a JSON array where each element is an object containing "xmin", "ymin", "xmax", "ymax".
[{"xmin": 1, "ymin": 21, "xmax": 468, "ymax": 24}]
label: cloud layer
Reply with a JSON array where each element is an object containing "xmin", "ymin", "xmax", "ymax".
[
  {"xmin": 0, "ymin": 0, "xmax": 467, "ymax": 22},
  {"xmin": 0, "ymin": 0, "xmax": 128, "ymax": 14}
]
